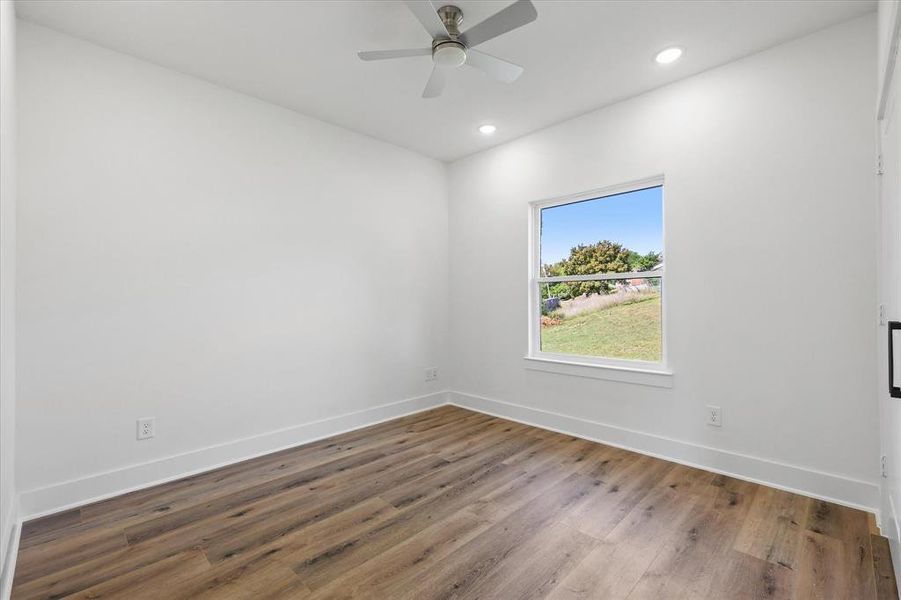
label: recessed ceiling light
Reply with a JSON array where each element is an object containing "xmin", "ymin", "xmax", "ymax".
[
  {"xmin": 478, "ymin": 124, "xmax": 497, "ymax": 135},
  {"xmin": 655, "ymin": 47, "xmax": 683, "ymax": 65}
]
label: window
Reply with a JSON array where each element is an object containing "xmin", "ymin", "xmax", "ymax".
[{"xmin": 528, "ymin": 178, "xmax": 666, "ymax": 374}]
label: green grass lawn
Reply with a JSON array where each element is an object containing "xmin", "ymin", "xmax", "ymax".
[{"xmin": 541, "ymin": 295, "xmax": 661, "ymax": 362}]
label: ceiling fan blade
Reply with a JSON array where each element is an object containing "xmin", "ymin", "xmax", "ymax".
[
  {"xmin": 404, "ymin": 0, "xmax": 449, "ymax": 40},
  {"xmin": 459, "ymin": 0, "xmax": 537, "ymax": 48},
  {"xmin": 422, "ymin": 65, "xmax": 447, "ymax": 98},
  {"xmin": 465, "ymin": 49, "xmax": 523, "ymax": 83},
  {"xmin": 358, "ymin": 48, "xmax": 432, "ymax": 61}
]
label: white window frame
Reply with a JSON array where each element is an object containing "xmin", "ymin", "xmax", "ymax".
[{"xmin": 526, "ymin": 175, "xmax": 672, "ymax": 387}]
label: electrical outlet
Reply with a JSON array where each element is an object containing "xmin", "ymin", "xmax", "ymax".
[
  {"xmin": 425, "ymin": 367, "xmax": 439, "ymax": 382},
  {"xmin": 137, "ymin": 417, "xmax": 155, "ymax": 440},
  {"xmin": 706, "ymin": 405, "xmax": 722, "ymax": 427}
]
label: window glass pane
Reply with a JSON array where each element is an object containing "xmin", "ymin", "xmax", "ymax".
[
  {"xmin": 540, "ymin": 186, "xmax": 663, "ymax": 276},
  {"xmin": 539, "ymin": 277, "xmax": 662, "ymax": 363}
]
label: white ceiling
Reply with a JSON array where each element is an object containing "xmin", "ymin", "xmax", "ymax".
[{"xmin": 16, "ymin": 0, "xmax": 875, "ymax": 162}]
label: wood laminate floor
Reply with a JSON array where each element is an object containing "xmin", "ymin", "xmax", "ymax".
[{"xmin": 11, "ymin": 405, "xmax": 899, "ymax": 599}]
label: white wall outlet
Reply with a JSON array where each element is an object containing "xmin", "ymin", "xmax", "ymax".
[
  {"xmin": 425, "ymin": 367, "xmax": 439, "ymax": 382},
  {"xmin": 706, "ymin": 405, "xmax": 722, "ymax": 427},
  {"xmin": 137, "ymin": 417, "xmax": 155, "ymax": 440}
]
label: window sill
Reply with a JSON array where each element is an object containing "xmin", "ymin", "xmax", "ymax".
[{"xmin": 523, "ymin": 356, "xmax": 674, "ymax": 388}]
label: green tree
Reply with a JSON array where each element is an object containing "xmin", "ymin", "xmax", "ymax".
[
  {"xmin": 541, "ymin": 240, "xmax": 661, "ymax": 301},
  {"xmin": 542, "ymin": 242, "xmax": 661, "ymax": 302},
  {"xmin": 627, "ymin": 250, "xmax": 662, "ymax": 272},
  {"xmin": 555, "ymin": 240, "xmax": 633, "ymax": 296}
]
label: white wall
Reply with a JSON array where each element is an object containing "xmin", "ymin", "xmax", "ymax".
[
  {"xmin": 0, "ymin": 0, "xmax": 16, "ymax": 588},
  {"xmin": 15, "ymin": 21, "xmax": 448, "ymax": 514},
  {"xmin": 448, "ymin": 15, "xmax": 881, "ymax": 509},
  {"xmin": 877, "ymin": 0, "xmax": 901, "ymax": 583}
]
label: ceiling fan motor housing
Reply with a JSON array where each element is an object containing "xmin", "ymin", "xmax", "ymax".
[
  {"xmin": 433, "ymin": 6, "xmax": 466, "ymax": 67},
  {"xmin": 433, "ymin": 40, "xmax": 467, "ymax": 67},
  {"xmin": 437, "ymin": 5, "xmax": 464, "ymax": 36}
]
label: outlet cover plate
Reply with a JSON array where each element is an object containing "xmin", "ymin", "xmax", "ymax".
[{"xmin": 137, "ymin": 417, "xmax": 155, "ymax": 440}]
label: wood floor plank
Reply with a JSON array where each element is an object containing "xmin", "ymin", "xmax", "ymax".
[
  {"xmin": 174, "ymin": 554, "xmax": 311, "ymax": 600},
  {"xmin": 194, "ymin": 450, "xmax": 446, "ymax": 563},
  {"xmin": 378, "ymin": 433, "xmax": 543, "ymax": 510},
  {"xmin": 733, "ymin": 485, "xmax": 809, "ymax": 571},
  {"xmin": 123, "ymin": 447, "xmax": 392, "ymax": 545},
  {"xmin": 285, "ymin": 443, "xmax": 539, "ymax": 590},
  {"xmin": 559, "ymin": 453, "xmax": 674, "ymax": 539},
  {"xmin": 12, "ymin": 526, "xmax": 128, "ymax": 588},
  {"xmin": 872, "ymin": 534, "xmax": 900, "ymax": 600},
  {"xmin": 548, "ymin": 484, "xmax": 701, "ymax": 600},
  {"xmin": 868, "ymin": 513, "xmax": 880, "ymax": 536},
  {"xmin": 301, "ymin": 509, "xmax": 493, "ymax": 599},
  {"xmin": 203, "ymin": 496, "xmax": 398, "ymax": 565},
  {"xmin": 697, "ymin": 549, "xmax": 795, "ymax": 600},
  {"xmin": 657, "ymin": 463, "xmax": 717, "ymax": 498},
  {"xmin": 458, "ymin": 521, "xmax": 597, "ymax": 600},
  {"xmin": 466, "ymin": 439, "xmax": 608, "ymax": 523},
  {"xmin": 792, "ymin": 529, "xmax": 852, "ymax": 599},
  {"xmin": 803, "ymin": 500, "xmax": 876, "ymax": 598},
  {"xmin": 18, "ymin": 508, "xmax": 81, "ymax": 545},
  {"xmin": 11, "ymin": 406, "xmax": 892, "ymax": 600},
  {"xmin": 100, "ymin": 545, "xmax": 307, "ymax": 600},
  {"xmin": 398, "ymin": 471, "xmax": 602, "ymax": 600},
  {"xmin": 430, "ymin": 420, "xmax": 530, "ymax": 462},
  {"xmin": 13, "ymin": 526, "xmax": 213, "ymax": 599},
  {"xmin": 623, "ymin": 488, "xmax": 755, "ymax": 600},
  {"xmin": 61, "ymin": 548, "xmax": 212, "ymax": 600},
  {"xmin": 805, "ymin": 499, "xmax": 867, "ymax": 542},
  {"xmin": 121, "ymin": 430, "xmax": 447, "ymax": 548}
]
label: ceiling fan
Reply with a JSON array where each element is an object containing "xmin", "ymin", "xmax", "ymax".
[{"xmin": 358, "ymin": 0, "xmax": 537, "ymax": 98}]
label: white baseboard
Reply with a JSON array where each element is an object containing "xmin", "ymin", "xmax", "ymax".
[
  {"xmin": 0, "ymin": 501, "xmax": 21, "ymax": 600},
  {"xmin": 19, "ymin": 391, "xmax": 448, "ymax": 521},
  {"xmin": 890, "ymin": 493, "xmax": 901, "ymax": 544},
  {"xmin": 449, "ymin": 391, "xmax": 881, "ymax": 514},
  {"xmin": 13, "ymin": 388, "xmax": 883, "ymax": 537}
]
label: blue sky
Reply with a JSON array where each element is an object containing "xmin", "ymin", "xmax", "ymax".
[{"xmin": 540, "ymin": 186, "xmax": 663, "ymax": 265}]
